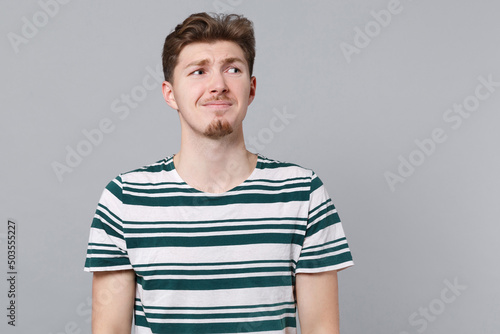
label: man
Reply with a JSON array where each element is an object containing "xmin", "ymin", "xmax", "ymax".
[{"xmin": 85, "ymin": 12, "xmax": 353, "ymax": 334}]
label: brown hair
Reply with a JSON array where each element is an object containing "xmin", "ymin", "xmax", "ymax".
[{"xmin": 162, "ymin": 12, "xmax": 255, "ymax": 83}]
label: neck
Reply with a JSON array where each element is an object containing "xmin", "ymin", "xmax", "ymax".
[{"xmin": 173, "ymin": 128, "xmax": 258, "ymax": 193}]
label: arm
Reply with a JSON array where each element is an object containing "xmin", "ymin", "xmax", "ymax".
[
  {"xmin": 295, "ymin": 270, "xmax": 340, "ymax": 334},
  {"xmin": 92, "ymin": 269, "xmax": 136, "ymax": 334}
]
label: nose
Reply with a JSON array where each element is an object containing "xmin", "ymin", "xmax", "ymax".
[{"xmin": 209, "ymin": 71, "xmax": 228, "ymax": 94}]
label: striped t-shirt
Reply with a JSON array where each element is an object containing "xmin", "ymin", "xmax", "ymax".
[{"xmin": 84, "ymin": 154, "xmax": 353, "ymax": 334}]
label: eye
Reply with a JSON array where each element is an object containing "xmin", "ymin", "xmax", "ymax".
[
  {"xmin": 227, "ymin": 67, "xmax": 241, "ymax": 74},
  {"xmin": 191, "ymin": 69, "xmax": 204, "ymax": 75}
]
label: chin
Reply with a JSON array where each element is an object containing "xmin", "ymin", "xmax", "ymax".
[{"xmin": 204, "ymin": 119, "xmax": 234, "ymax": 138}]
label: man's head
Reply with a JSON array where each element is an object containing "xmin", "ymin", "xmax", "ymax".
[
  {"xmin": 161, "ymin": 13, "xmax": 257, "ymax": 140},
  {"xmin": 162, "ymin": 12, "xmax": 255, "ymax": 84}
]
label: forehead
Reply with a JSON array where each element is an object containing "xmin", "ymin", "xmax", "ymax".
[{"xmin": 176, "ymin": 41, "xmax": 247, "ymax": 68}]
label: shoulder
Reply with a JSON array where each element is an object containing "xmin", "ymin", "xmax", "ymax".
[
  {"xmin": 255, "ymin": 154, "xmax": 320, "ymax": 182},
  {"xmin": 110, "ymin": 155, "xmax": 176, "ymax": 185},
  {"xmin": 123, "ymin": 155, "xmax": 174, "ymax": 175}
]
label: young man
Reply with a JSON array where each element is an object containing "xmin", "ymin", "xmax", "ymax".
[{"xmin": 85, "ymin": 12, "xmax": 353, "ymax": 334}]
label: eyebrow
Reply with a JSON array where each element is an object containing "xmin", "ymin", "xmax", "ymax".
[{"xmin": 184, "ymin": 57, "xmax": 245, "ymax": 70}]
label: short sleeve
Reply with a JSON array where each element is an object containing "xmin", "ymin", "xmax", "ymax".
[
  {"xmin": 295, "ymin": 172, "xmax": 354, "ymax": 273},
  {"xmin": 84, "ymin": 175, "xmax": 133, "ymax": 272}
]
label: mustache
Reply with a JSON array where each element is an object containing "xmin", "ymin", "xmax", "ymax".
[{"xmin": 200, "ymin": 95, "xmax": 235, "ymax": 104}]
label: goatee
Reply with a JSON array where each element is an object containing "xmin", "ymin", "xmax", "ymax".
[{"xmin": 204, "ymin": 119, "xmax": 233, "ymax": 138}]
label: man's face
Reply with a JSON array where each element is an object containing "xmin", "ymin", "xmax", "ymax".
[{"xmin": 162, "ymin": 41, "xmax": 256, "ymax": 139}]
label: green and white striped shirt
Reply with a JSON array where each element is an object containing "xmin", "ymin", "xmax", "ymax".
[{"xmin": 84, "ymin": 154, "xmax": 353, "ymax": 333}]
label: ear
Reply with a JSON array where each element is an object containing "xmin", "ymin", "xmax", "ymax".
[
  {"xmin": 248, "ymin": 76, "xmax": 257, "ymax": 106},
  {"xmin": 162, "ymin": 81, "xmax": 179, "ymax": 110}
]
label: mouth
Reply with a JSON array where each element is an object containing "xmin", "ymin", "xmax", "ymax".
[{"xmin": 202, "ymin": 100, "xmax": 233, "ymax": 111}]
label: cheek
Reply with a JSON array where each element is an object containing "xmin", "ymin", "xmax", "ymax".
[
  {"xmin": 176, "ymin": 84, "xmax": 203, "ymax": 104},
  {"xmin": 184, "ymin": 84, "xmax": 206, "ymax": 102},
  {"xmin": 236, "ymin": 80, "xmax": 252, "ymax": 96}
]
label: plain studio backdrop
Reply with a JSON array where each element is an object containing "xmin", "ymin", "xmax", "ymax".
[{"xmin": 1, "ymin": 1, "xmax": 499, "ymax": 333}]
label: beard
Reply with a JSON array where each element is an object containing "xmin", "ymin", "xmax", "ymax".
[{"xmin": 203, "ymin": 118, "xmax": 233, "ymax": 139}]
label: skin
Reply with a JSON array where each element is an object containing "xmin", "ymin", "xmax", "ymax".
[
  {"xmin": 162, "ymin": 40, "xmax": 258, "ymax": 194},
  {"xmin": 92, "ymin": 40, "xmax": 341, "ymax": 333},
  {"xmin": 92, "ymin": 270, "xmax": 135, "ymax": 333},
  {"xmin": 296, "ymin": 271, "xmax": 341, "ymax": 334}
]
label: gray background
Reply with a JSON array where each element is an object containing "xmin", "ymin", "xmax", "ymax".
[{"xmin": 1, "ymin": 0, "xmax": 499, "ymax": 333}]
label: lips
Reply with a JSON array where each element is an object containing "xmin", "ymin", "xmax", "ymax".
[
  {"xmin": 204, "ymin": 101, "xmax": 232, "ymax": 106},
  {"xmin": 201, "ymin": 99, "xmax": 234, "ymax": 109}
]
